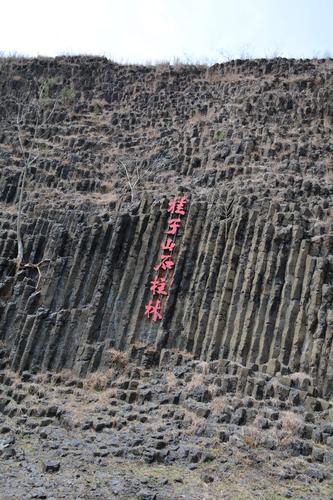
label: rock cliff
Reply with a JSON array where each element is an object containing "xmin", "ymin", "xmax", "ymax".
[{"xmin": 0, "ymin": 56, "xmax": 332, "ymax": 398}]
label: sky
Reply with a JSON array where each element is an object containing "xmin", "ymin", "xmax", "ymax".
[{"xmin": 0, "ymin": 0, "xmax": 332, "ymax": 63}]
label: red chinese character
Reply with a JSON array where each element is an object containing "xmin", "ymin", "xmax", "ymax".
[
  {"xmin": 167, "ymin": 199, "xmax": 178, "ymax": 214},
  {"xmin": 165, "ymin": 218, "xmax": 181, "ymax": 235},
  {"xmin": 150, "ymin": 276, "xmax": 168, "ymax": 296},
  {"xmin": 154, "ymin": 254, "xmax": 175, "ymax": 272},
  {"xmin": 161, "ymin": 238, "xmax": 176, "ymax": 252},
  {"xmin": 144, "ymin": 299, "xmax": 162, "ymax": 321},
  {"xmin": 168, "ymin": 196, "xmax": 187, "ymax": 215}
]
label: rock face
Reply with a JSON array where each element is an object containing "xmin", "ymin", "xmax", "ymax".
[{"xmin": 0, "ymin": 56, "xmax": 332, "ymax": 397}]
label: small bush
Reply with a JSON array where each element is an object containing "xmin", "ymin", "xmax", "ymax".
[
  {"xmin": 60, "ymin": 85, "xmax": 75, "ymax": 102},
  {"xmin": 214, "ymin": 131, "xmax": 225, "ymax": 141},
  {"xmin": 280, "ymin": 410, "xmax": 304, "ymax": 434},
  {"xmin": 92, "ymin": 101, "xmax": 103, "ymax": 115},
  {"xmin": 42, "ymin": 77, "xmax": 62, "ymax": 98}
]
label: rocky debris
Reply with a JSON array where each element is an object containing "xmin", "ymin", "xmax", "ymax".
[
  {"xmin": 42, "ymin": 460, "xmax": 60, "ymax": 473},
  {"xmin": 0, "ymin": 361, "xmax": 333, "ymax": 497}
]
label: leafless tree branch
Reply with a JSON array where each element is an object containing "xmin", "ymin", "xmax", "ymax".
[
  {"xmin": 1, "ymin": 72, "xmax": 59, "ymax": 285},
  {"xmin": 116, "ymin": 155, "xmax": 168, "ymax": 202}
]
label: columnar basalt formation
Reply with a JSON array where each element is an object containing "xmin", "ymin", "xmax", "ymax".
[{"xmin": 0, "ymin": 56, "xmax": 332, "ymax": 399}]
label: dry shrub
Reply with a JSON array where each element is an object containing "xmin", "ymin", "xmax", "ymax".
[
  {"xmin": 108, "ymin": 349, "xmax": 129, "ymax": 370},
  {"xmin": 132, "ymin": 341, "xmax": 146, "ymax": 349},
  {"xmin": 95, "ymin": 387, "xmax": 117, "ymax": 405},
  {"xmin": 210, "ymin": 396, "xmax": 229, "ymax": 414},
  {"xmin": 242, "ymin": 426, "xmax": 262, "ymax": 448},
  {"xmin": 187, "ymin": 373, "xmax": 204, "ymax": 391},
  {"xmin": 242, "ymin": 424, "xmax": 281, "ymax": 449},
  {"xmin": 280, "ymin": 411, "xmax": 304, "ymax": 435},
  {"xmin": 58, "ymin": 369, "xmax": 77, "ymax": 382},
  {"xmin": 183, "ymin": 409, "xmax": 205, "ymax": 435},
  {"xmin": 166, "ymin": 371, "xmax": 177, "ymax": 392},
  {"xmin": 207, "ymin": 384, "xmax": 220, "ymax": 398},
  {"xmin": 83, "ymin": 368, "xmax": 115, "ymax": 391},
  {"xmin": 196, "ymin": 360, "xmax": 209, "ymax": 375}
]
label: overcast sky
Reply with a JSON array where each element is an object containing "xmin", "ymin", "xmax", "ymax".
[{"xmin": 1, "ymin": 0, "xmax": 332, "ymax": 63}]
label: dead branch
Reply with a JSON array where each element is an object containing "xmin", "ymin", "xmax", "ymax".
[
  {"xmin": 19, "ymin": 259, "xmax": 51, "ymax": 290},
  {"xmin": 1, "ymin": 71, "xmax": 59, "ymax": 287},
  {"xmin": 116, "ymin": 156, "xmax": 168, "ymax": 202},
  {"xmin": 221, "ymin": 197, "xmax": 235, "ymax": 241}
]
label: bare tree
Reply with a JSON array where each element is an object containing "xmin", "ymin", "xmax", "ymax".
[
  {"xmin": 221, "ymin": 196, "xmax": 235, "ymax": 241},
  {"xmin": 116, "ymin": 156, "xmax": 168, "ymax": 202},
  {"xmin": 207, "ymin": 185, "xmax": 248, "ymax": 242},
  {"xmin": 0, "ymin": 72, "xmax": 59, "ymax": 288}
]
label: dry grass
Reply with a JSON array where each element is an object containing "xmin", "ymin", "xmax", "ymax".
[
  {"xmin": 207, "ymin": 384, "xmax": 220, "ymax": 398},
  {"xmin": 242, "ymin": 426, "xmax": 262, "ymax": 448},
  {"xmin": 188, "ymin": 106, "xmax": 217, "ymax": 126},
  {"xmin": 94, "ymin": 387, "xmax": 118, "ymax": 405},
  {"xmin": 165, "ymin": 371, "xmax": 178, "ymax": 392},
  {"xmin": 131, "ymin": 341, "xmax": 147, "ymax": 349},
  {"xmin": 107, "ymin": 348, "xmax": 129, "ymax": 370},
  {"xmin": 187, "ymin": 373, "xmax": 204, "ymax": 391},
  {"xmin": 61, "ymin": 385, "xmax": 118, "ymax": 424},
  {"xmin": 183, "ymin": 409, "xmax": 205, "ymax": 435},
  {"xmin": 210, "ymin": 396, "xmax": 229, "ymax": 414},
  {"xmin": 83, "ymin": 368, "xmax": 115, "ymax": 391},
  {"xmin": 58, "ymin": 368, "xmax": 77, "ymax": 378},
  {"xmin": 4, "ymin": 368, "xmax": 22, "ymax": 382},
  {"xmin": 242, "ymin": 424, "xmax": 281, "ymax": 449},
  {"xmin": 280, "ymin": 410, "xmax": 304, "ymax": 435},
  {"xmin": 241, "ymin": 411, "xmax": 305, "ymax": 450},
  {"xmin": 196, "ymin": 360, "xmax": 209, "ymax": 375},
  {"xmin": 92, "ymin": 189, "xmax": 118, "ymax": 206},
  {"xmin": 61, "ymin": 400, "xmax": 88, "ymax": 425}
]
